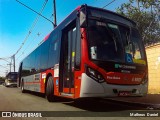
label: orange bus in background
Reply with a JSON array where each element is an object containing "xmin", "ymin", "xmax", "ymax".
[{"xmin": 18, "ymin": 5, "xmax": 148, "ymax": 102}]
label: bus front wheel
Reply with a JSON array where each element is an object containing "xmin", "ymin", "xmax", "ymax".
[{"xmin": 46, "ymin": 76, "xmax": 55, "ymax": 102}]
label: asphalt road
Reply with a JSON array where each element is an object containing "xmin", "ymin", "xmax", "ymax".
[{"xmin": 0, "ymin": 85, "xmax": 159, "ymax": 120}]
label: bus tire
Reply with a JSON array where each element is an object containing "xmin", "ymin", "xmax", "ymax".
[
  {"xmin": 21, "ymin": 80, "xmax": 26, "ymax": 93},
  {"xmin": 46, "ymin": 76, "xmax": 55, "ymax": 102}
]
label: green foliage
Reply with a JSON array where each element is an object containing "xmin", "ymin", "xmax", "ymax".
[
  {"xmin": 117, "ymin": 0, "xmax": 160, "ymax": 46},
  {"xmin": 0, "ymin": 76, "xmax": 5, "ymax": 81}
]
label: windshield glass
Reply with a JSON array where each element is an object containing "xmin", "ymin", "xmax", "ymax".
[
  {"xmin": 9, "ymin": 74, "xmax": 17, "ymax": 80},
  {"xmin": 130, "ymin": 28, "xmax": 145, "ymax": 64},
  {"xmin": 87, "ymin": 19, "xmax": 146, "ymax": 64}
]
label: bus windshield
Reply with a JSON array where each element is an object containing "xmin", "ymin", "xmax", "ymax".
[
  {"xmin": 9, "ymin": 74, "xmax": 17, "ymax": 80},
  {"xmin": 87, "ymin": 19, "xmax": 146, "ymax": 64}
]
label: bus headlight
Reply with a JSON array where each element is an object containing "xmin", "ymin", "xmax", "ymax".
[{"xmin": 86, "ymin": 66, "xmax": 105, "ymax": 83}]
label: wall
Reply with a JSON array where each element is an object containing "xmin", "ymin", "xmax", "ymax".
[{"xmin": 146, "ymin": 43, "xmax": 160, "ymax": 94}]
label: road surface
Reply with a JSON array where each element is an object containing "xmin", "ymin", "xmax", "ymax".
[{"xmin": 0, "ymin": 85, "xmax": 159, "ymax": 120}]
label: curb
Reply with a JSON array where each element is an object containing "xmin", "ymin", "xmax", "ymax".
[{"xmin": 104, "ymin": 98, "xmax": 160, "ymax": 110}]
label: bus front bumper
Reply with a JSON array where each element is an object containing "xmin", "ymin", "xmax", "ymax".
[
  {"xmin": 80, "ymin": 73, "xmax": 148, "ymax": 98},
  {"xmin": 5, "ymin": 82, "xmax": 17, "ymax": 87}
]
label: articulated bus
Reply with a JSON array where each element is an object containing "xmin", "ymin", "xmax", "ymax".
[{"xmin": 18, "ymin": 5, "xmax": 148, "ymax": 102}]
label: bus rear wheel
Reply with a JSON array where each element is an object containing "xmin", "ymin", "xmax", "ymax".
[{"xmin": 46, "ymin": 76, "xmax": 55, "ymax": 102}]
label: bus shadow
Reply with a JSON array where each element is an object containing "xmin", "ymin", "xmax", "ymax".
[
  {"xmin": 21, "ymin": 91, "xmax": 145, "ymax": 112},
  {"xmin": 5, "ymin": 86, "xmax": 18, "ymax": 88},
  {"xmin": 23, "ymin": 90, "xmax": 74, "ymax": 102},
  {"xmin": 63, "ymin": 98, "xmax": 145, "ymax": 112}
]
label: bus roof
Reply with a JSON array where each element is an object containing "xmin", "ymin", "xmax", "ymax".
[
  {"xmin": 6, "ymin": 72, "xmax": 18, "ymax": 77},
  {"xmin": 43, "ymin": 4, "xmax": 136, "ymax": 42},
  {"xmin": 42, "ymin": 4, "xmax": 136, "ymax": 42},
  {"xmin": 21, "ymin": 4, "xmax": 137, "ymax": 63},
  {"xmin": 85, "ymin": 5, "xmax": 136, "ymax": 26},
  {"xmin": 44, "ymin": 33, "xmax": 51, "ymax": 41}
]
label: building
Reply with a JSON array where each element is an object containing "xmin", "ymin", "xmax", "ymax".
[{"xmin": 146, "ymin": 43, "xmax": 160, "ymax": 94}]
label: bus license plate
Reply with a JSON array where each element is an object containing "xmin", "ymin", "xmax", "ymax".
[{"xmin": 118, "ymin": 91, "xmax": 131, "ymax": 96}]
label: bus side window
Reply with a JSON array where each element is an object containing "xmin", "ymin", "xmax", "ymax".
[
  {"xmin": 40, "ymin": 40, "xmax": 49, "ymax": 70},
  {"xmin": 35, "ymin": 47, "xmax": 41, "ymax": 72},
  {"xmin": 48, "ymin": 34, "xmax": 59, "ymax": 68}
]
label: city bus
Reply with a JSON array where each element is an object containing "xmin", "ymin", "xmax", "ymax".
[{"xmin": 18, "ymin": 5, "xmax": 148, "ymax": 102}]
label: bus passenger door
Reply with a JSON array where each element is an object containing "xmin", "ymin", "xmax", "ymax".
[{"xmin": 60, "ymin": 24, "xmax": 76, "ymax": 96}]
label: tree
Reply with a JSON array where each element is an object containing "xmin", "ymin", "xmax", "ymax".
[
  {"xmin": 0, "ymin": 76, "xmax": 5, "ymax": 83},
  {"xmin": 117, "ymin": 0, "xmax": 160, "ymax": 46}
]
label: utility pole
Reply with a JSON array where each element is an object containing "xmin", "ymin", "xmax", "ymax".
[
  {"xmin": 53, "ymin": 0, "xmax": 57, "ymax": 28},
  {"xmin": 7, "ymin": 63, "xmax": 12, "ymax": 72},
  {"xmin": 13, "ymin": 55, "xmax": 15, "ymax": 72},
  {"xmin": 16, "ymin": 0, "xmax": 54, "ymax": 26},
  {"xmin": 5, "ymin": 70, "xmax": 8, "ymax": 76}
]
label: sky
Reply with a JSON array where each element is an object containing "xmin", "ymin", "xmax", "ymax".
[{"xmin": 0, "ymin": 0, "xmax": 129, "ymax": 77}]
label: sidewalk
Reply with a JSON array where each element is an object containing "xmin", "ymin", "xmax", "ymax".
[{"xmin": 105, "ymin": 94, "xmax": 160, "ymax": 109}]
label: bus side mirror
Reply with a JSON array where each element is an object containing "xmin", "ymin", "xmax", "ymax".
[{"xmin": 79, "ymin": 9, "xmax": 87, "ymax": 28}]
